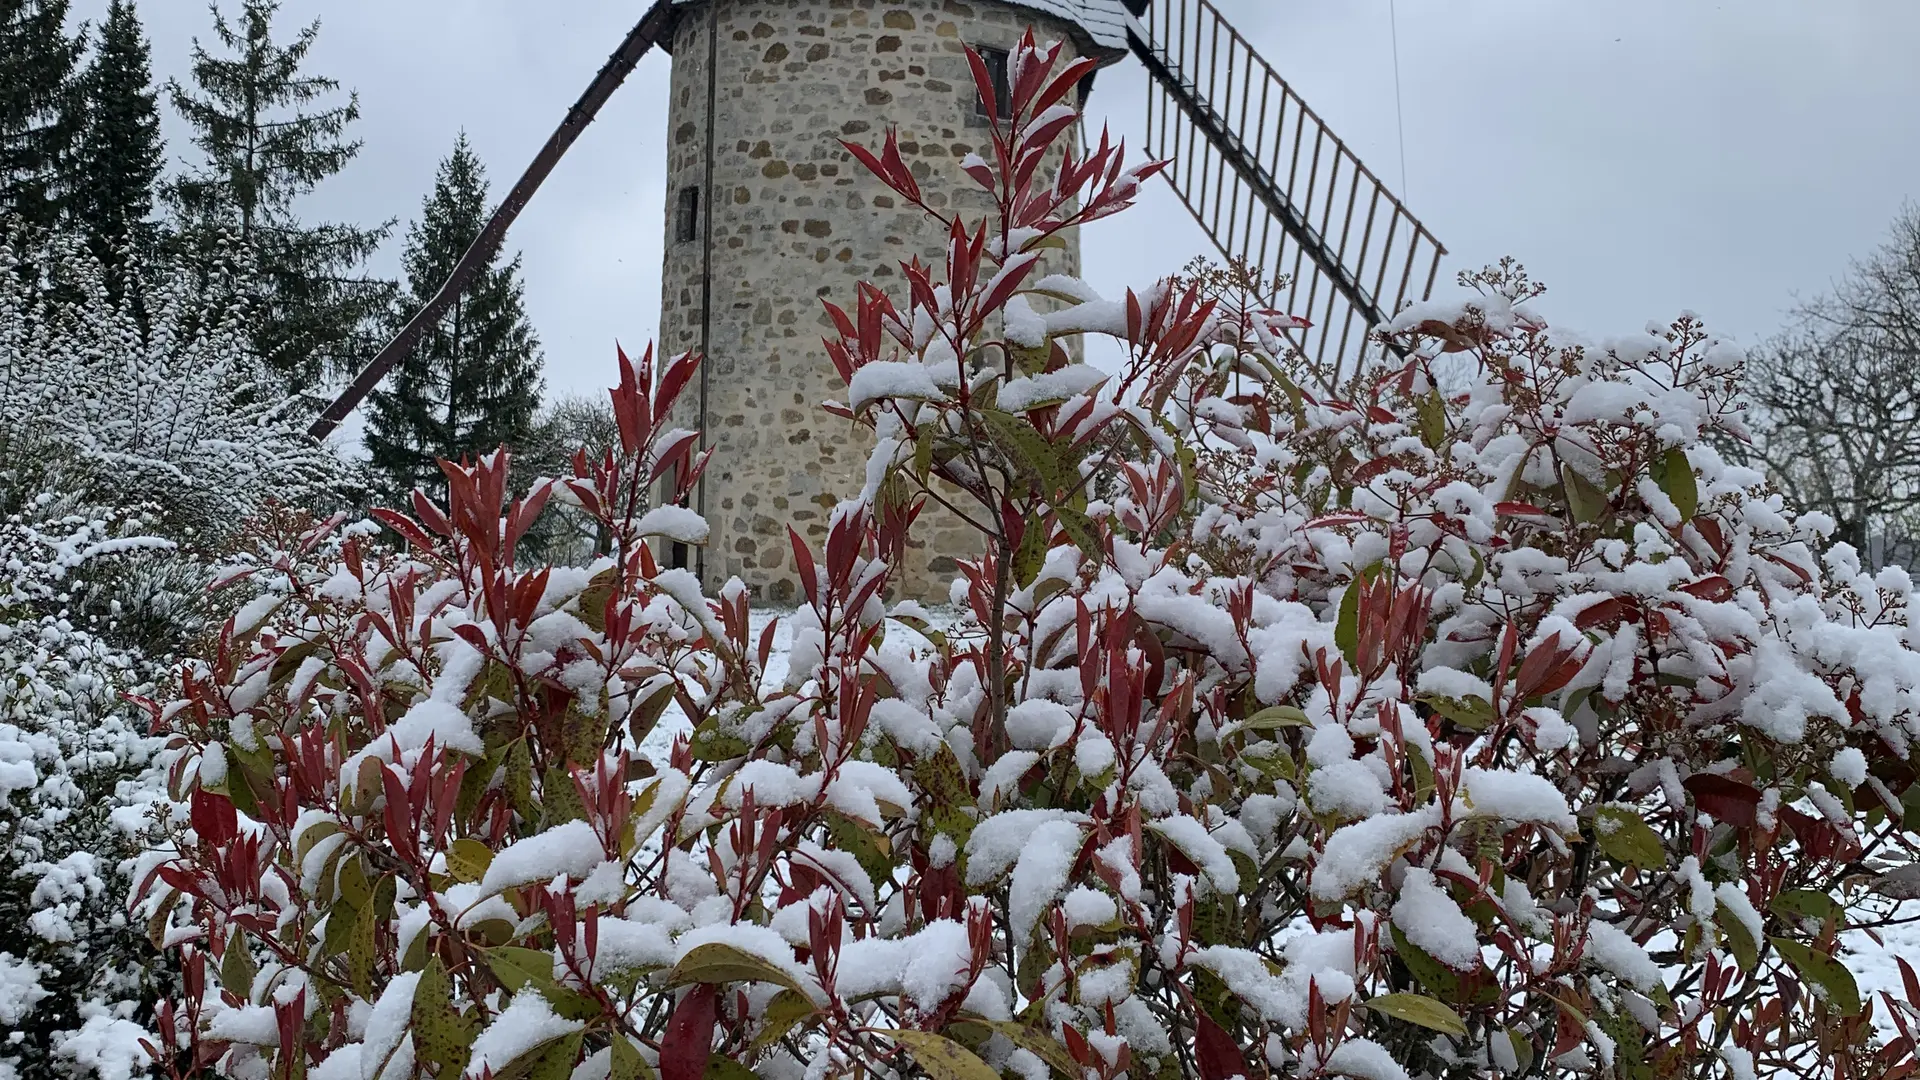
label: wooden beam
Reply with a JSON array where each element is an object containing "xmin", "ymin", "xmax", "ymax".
[{"xmin": 310, "ymin": 0, "xmax": 678, "ymax": 439}]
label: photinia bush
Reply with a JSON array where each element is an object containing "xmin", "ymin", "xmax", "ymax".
[{"xmin": 137, "ymin": 33, "xmax": 1920, "ymax": 1080}]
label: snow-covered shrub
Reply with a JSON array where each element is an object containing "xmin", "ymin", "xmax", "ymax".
[
  {"xmin": 1, "ymin": 501, "xmax": 174, "ymax": 1080},
  {"xmin": 0, "ymin": 231, "xmax": 349, "ymax": 651},
  {"xmin": 136, "ymin": 34, "xmax": 1920, "ymax": 1080},
  {"xmin": 0, "ymin": 232, "xmax": 345, "ymax": 1080}
]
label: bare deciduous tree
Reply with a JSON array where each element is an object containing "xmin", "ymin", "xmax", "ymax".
[{"xmin": 1745, "ymin": 204, "xmax": 1920, "ymax": 554}]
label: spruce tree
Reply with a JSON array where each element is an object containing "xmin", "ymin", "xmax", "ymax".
[
  {"xmin": 70, "ymin": 0, "xmax": 162, "ymax": 273},
  {"xmin": 167, "ymin": 0, "xmax": 390, "ymax": 391},
  {"xmin": 0, "ymin": 0, "xmax": 84, "ymax": 229},
  {"xmin": 365, "ymin": 134, "xmax": 542, "ymax": 506}
]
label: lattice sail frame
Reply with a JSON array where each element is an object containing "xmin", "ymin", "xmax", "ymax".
[{"xmin": 1130, "ymin": 0, "xmax": 1445, "ymax": 386}]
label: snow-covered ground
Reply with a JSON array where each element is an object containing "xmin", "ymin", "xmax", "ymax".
[{"xmin": 1849, "ymin": 919, "xmax": 1920, "ymax": 1031}]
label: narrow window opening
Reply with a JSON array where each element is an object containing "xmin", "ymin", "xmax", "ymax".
[
  {"xmin": 974, "ymin": 46, "xmax": 1012, "ymax": 120},
  {"xmin": 675, "ymin": 185, "xmax": 701, "ymax": 243}
]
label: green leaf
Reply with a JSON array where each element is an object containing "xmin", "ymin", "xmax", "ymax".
[
  {"xmin": 1407, "ymin": 746, "xmax": 1435, "ymax": 804},
  {"xmin": 1717, "ymin": 898, "xmax": 1758, "ymax": 970},
  {"xmin": 981, "ymin": 407, "xmax": 1072, "ymax": 496},
  {"xmin": 1012, "ymin": 512, "xmax": 1049, "ymax": 588},
  {"xmin": 270, "ymin": 640, "xmax": 319, "ymax": 686},
  {"xmin": 1335, "ymin": 579, "xmax": 1361, "ymax": 670},
  {"xmin": 447, "ymin": 837, "xmax": 494, "ymax": 884},
  {"xmin": 689, "ymin": 716, "xmax": 750, "ymax": 762},
  {"xmin": 949, "ymin": 1018, "xmax": 1079, "ymax": 1079},
  {"xmin": 608, "ymin": 1038, "xmax": 656, "ymax": 1080},
  {"xmin": 1770, "ymin": 937, "xmax": 1861, "ymax": 1016},
  {"xmin": 821, "ymin": 809, "xmax": 892, "ymax": 887},
  {"xmin": 1415, "ymin": 387, "xmax": 1447, "ymax": 449},
  {"xmin": 219, "ymin": 925, "xmax": 256, "ymax": 998},
  {"xmin": 667, "ymin": 942, "xmax": 809, "ymax": 998},
  {"xmin": 627, "ymin": 680, "xmax": 678, "ymax": 748},
  {"xmin": 1772, "ymin": 889, "xmax": 1840, "ymax": 924},
  {"xmin": 701, "ymin": 1056, "xmax": 757, "ymax": 1080},
  {"xmin": 1654, "ymin": 446, "xmax": 1699, "ymax": 521},
  {"xmin": 347, "ymin": 894, "xmax": 379, "ymax": 995},
  {"xmin": 574, "ymin": 571, "xmax": 616, "ymax": 634},
  {"xmin": 562, "ymin": 702, "xmax": 609, "ymax": 768},
  {"xmin": 912, "ymin": 429, "xmax": 934, "ymax": 481},
  {"xmin": 1362, "ymin": 992, "xmax": 1469, "ymax": 1038},
  {"xmin": 1562, "ymin": 462, "xmax": 1608, "ymax": 523},
  {"xmin": 1053, "ymin": 505, "xmax": 1101, "ymax": 560},
  {"xmin": 336, "ymin": 851, "xmax": 371, "ymax": 910},
  {"xmin": 505, "ymin": 740, "xmax": 536, "ymax": 821},
  {"xmin": 487, "ymin": 946, "xmax": 558, "ymax": 993},
  {"xmin": 915, "ymin": 745, "xmax": 977, "ymax": 867},
  {"xmin": 1390, "ymin": 925, "xmax": 1458, "ymax": 998},
  {"xmin": 748, "ymin": 989, "xmax": 818, "ymax": 1055},
  {"xmin": 1189, "ymin": 892, "xmax": 1241, "ymax": 948},
  {"xmin": 541, "ymin": 762, "xmax": 587, "ymax": 827},
  {"xmin": 1593, "ymin": 805, "xmax": 1666, "ymax": 870},
  {"xmin": 526, "ymin": 1032, "xmax": 585, "ymax": 1080},
  {"xmin": 1417, "ymin": 693, "xmax": 1494, "ymax": 732},
  {"xmin": 323, "ymin": 894, "xmax": 360, "ymax": 958},
  {"xmin": 350, "ymin": 756, "xmax": 385, "ymax": 815},
  {"xmin": 293, "ymin": 820, "xmax": 340, "ymax": 866},
  {"xmin": 868, "ymin": 1029, "xmax": 1001, "ymax": 1080},
  {"xmin": 411, "ymin": 959, "xmax": 477, "ymax": 1076},
  {"xmin": 1241, "ymin": 705, "xmax": 1311, "ymax": 731},
  {"xmin": 1503, "ymin": 1029, "xmax": 1535, "ymax": 1076}
]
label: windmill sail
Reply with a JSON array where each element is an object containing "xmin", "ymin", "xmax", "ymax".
[
  {"xmin": 309, "ymin": 0, "xmax": 677, "ymax": 439},
  {"xmin": 1126, "ymin": 0, "xmax": 1444, "ymax": 384}
]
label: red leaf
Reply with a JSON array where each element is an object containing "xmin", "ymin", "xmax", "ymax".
[
  {"xmin": 1678, "ymin": 575, "xmax": 1735, "ymax": 603},
  {"xmin": 369, "ymin": 508, "xmax": 436, "ymax": 553},
  {"xmin": 1029, "ymin": 55, "xmax": 1100, "ymax": 119},
  {"xmin": 410, "ymin": 490, "xmax": 453, "ymax": 537},
  {"xmin": 964, "ymin": 47, "xmax": 999, "ymax": 130},
  {"xmin": 189, "ymin": 789, "xmax": 237, "ymax": 848},
  {"xmin": 659, "ymin": 984, "xmax": 717, "ymax": 1080},
  {"xmin": 1574, "ymin": 596, "xmax": 1629, "ymax": 631},
  {"xmin": 611, "ymin": 344, "xmax": 648, "ymax": 454},
  {"xmin": 1193, "ymin": 1012, "xmax": 1247, "ymax": 1080},
  {"xmin": 1684, "ymin": 772, "xmax": 1762, "ymax": 828},
  {"xmin": 1494, "ymin": 501, "xmax": 1552, "ymax": 518},
  {"xmin": 655, "ymin": 349, "xmax": 702, "ymax": 428},
  {"xmin": 1514, "ymin": 632, "xmax": 1564, "ymax": 700},
  {"xmin": 788, "ymin": 527, "xmax": 819, "ymax": 608}
]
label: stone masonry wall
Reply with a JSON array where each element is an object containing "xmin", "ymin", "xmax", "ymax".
[{"xmin": 658, "ymin": 0, "xmax": 1093, "ymax": 605}]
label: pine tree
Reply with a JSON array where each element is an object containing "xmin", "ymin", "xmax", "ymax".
[
  {"xmin": 70, "ymin": 0, "xmax": 162, "ymax": 273},
  {"xmin": 0, "ymin": 0, "xmax": 84, "ymax": 229},
  {"xmin": 167, "ymin": 0, "xmax": 390, "ymax": 391},
  {"xmin": 366, "ymin": 134, "xmax": 543, "ymax": 506}
]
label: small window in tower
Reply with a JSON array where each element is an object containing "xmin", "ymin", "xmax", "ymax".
[
  {"xmin": 974, "ymin": 46, "xmax": 1012, "ymax": 120},
  {"xmin": 675, "ymin": 185, "xmax": 700, "ymax": 243}
]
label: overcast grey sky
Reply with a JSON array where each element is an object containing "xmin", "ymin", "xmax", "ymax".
[{"xmin": 88, "ymin": 1, "xmax": 1920, "ymax": 403}]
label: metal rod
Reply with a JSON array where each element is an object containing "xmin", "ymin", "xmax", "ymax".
[{"xmin": 694, "ymin": 0, "xmax": 719, "ymax": 586}]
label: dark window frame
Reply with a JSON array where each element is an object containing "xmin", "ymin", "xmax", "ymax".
[
  {"xmin": 675, "ymin": 185, "xmax": 700, "ymax": 243},
  {"xmin": 973, "ymin": 46, "xmax": 1013, "ymax": 120}
]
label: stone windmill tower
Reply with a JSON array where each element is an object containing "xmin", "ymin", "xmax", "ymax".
[{"xmin": 315, "ymin": 0, "xmax": 1445, "ymax": 603}]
